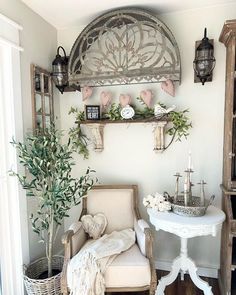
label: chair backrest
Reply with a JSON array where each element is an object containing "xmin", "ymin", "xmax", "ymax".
[{"xmin": 82, "ymin": 185, "xmax": 140, "ymax": 234}]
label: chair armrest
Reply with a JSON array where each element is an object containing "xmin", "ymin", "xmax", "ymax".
[
  {"xmin": 134, "ymin": 218, "xmax": 157, "ymax": 292},
  {"xmin": 62, "ymin": 221, "xmax": 87, "ymax": 257},
  {"xmin": 61, "ymin": 230, "xmax": 74, "ymax": 246},
  {"xmin": 134, "ymin": 219, "xmax": 151, "ymax": 257},
  {"xmin": 61, "ymin": 221, "xmax": 87, "ymax": 294}
]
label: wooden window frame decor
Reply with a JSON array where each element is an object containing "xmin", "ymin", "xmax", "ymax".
[
  {"xmin": 85, "ymin": 105, "xmax": 101, "ymax": 120},
  {"xmin": 31, "ymin": 64, "xmax": 54, "ymax": 130},
  {"xmin": 68, "ymin": 7, "xmax": 181, "ymax": 88}
]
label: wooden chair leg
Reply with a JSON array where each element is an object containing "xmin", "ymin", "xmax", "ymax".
[
  {"xmin": 150, "ymin": 277, "xmax": 157, "ymax": 295},
  {"xmin": 149, "ymin": 286, "xmax": 156, "ymax": 295}
]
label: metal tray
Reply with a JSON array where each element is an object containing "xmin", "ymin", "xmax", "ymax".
[{"xmin": 171, "ymin": 195, "xmax": 215, "ymax": 217}]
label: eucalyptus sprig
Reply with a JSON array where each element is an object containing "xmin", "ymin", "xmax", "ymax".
[
  {"xmin": 134, "ymin": 105, "xmax": 154, "ymax": 119},
  {"xmin": 102, "ymin": 103, "xmax": 122, "ymax": 120},
  {"xmin": 165, "ymin": 109, "xmax": 192, "ymax": 149},
  {"xmin": 68, "ymin": 107, "xmax": 89, "ymax": 159},
  {"xmin": 134, "ymin": 96, "xmax": 155, "ymax": 119},
  {"xmin": 136, "ymin": 95, "xmax": 146, "ymax": 106}
]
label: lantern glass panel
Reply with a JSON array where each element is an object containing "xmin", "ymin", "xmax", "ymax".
[
  {"xmin": 53, "ymin": 73, "xmax": 67, "ymax": 87},
  {"xmin": 194, "ymin": 48, "xmax": 215, "ymax": 79},
  {"xmin": 52, "ymin": 63, "xmax": 68, "ymax": 86}
]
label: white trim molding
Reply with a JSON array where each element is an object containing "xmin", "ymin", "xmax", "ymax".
[
  {"xmin": 0, "ymin": 13, "xmax": 24, "ymax": 52},
  {"xmin": 0, "ymin": 36, "xmax": 23, "ymax": 51},
  {"xmin": 0, "ymin": 14, "xmax": 27, "ymax": 295},
  {"xmin": 0, "ymin": 13, "xmax": 23, "ymax": 30}
]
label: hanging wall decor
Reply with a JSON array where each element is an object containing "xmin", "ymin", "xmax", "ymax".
[
  {"xmin": 31, "ymin": 64, "xmax": 54, "ymax": 131},
  {"xmin": 68, "ymin": 8, "xmax": 181, "ymax": 88},
  {"xmin": 193, "ymin": 28, "xmax": 215, "ymax": 85},
  {"xmin": 161, "ymin": 79, "xmax": 175, "ymax": 97}
]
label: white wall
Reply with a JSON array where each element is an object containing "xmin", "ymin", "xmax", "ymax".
[
  {"xmin": 57, "ymin": 2, "xmax": 236, "ymax": 275},
  {"xmin": 0, "ymin": 0, "xmax": 59, "ymax": 262}
]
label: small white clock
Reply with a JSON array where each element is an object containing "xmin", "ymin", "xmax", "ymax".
[{"xmin": 120, "ymin": 105, "xmax": 135, "ymax": 119}]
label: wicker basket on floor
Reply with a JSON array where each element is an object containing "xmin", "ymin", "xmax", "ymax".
[{"xmin": 23, "ymin": 255, "xmax": 64, "ymax": 295}]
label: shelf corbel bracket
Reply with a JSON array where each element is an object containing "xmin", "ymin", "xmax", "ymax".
[
  {"xmin": 153, "ymin": 121, "xmax": 168, "ymax": 152},
  {"xmin": 87, "ymin": 123, "xmax": 105, "ymax": 152}
]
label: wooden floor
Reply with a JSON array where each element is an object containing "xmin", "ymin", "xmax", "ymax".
[{"xmin": 107, "ymin": 270, "xmax": 220, "ymax": 295}]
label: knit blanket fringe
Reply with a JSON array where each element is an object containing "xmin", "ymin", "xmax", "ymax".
[{"xmin": 67, "ymin": 228, "xmax": 136, "ymax": 295}]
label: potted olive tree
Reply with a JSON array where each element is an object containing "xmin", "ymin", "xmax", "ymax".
[{"xmin": 11, "ymin": 125, "xmax": 95, "ymax": 294}]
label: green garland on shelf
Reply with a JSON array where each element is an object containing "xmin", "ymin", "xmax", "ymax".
[
  {"xmin": 166, "ymin": 110, "xmax": 192, "ymax": 149},
  {"xmin": 102, "ymin": 103, "xmax": 122, "ymax": 120},
  {"xmin": 68, "ymin": 107, "xmax": 89, "ymax": 159},
  {"xmin": 69, "ymin": 99, "xmax": 192, "ymax": 158}
]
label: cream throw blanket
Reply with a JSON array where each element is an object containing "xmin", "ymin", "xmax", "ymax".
[{"xmin": 67, "ymin": 228, "xmax": 136, "ymax": 295}]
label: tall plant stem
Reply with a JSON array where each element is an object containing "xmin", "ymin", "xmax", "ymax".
[{"xmin": 48, "ymin": 210, "xmax": 54, "ymax": 277}]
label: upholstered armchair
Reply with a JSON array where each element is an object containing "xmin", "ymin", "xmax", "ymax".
[{"xmin": 61, "ymin": 185, "xmax": 157, "ymax": 294}]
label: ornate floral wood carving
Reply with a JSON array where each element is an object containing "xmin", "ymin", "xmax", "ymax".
[{"xmin": 68, "ymin": 8, "xmax": 181, "ymax": 88}]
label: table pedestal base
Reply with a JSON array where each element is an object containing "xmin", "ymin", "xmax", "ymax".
[{"xmin": 156, "ymin": 238, "xmax": 213, "ymax": 295}]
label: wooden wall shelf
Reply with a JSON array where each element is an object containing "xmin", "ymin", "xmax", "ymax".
[
  {"xmin": 82, "ymin": 117, "xmax": 170, "ymax": 125},
  {"xmin": 81, "ymin": 119, "xmax": 169, "ymax": 152}
]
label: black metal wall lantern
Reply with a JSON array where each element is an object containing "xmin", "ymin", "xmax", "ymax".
[
  {"xmin": 51, "ymin": 46, "xmax": 68, "ymax": 94},
  {"xmin": 52, "ymin": 46, "xmax": 81, "ymax": 94},
  {"xmin": 193, "ymin": 28, "xmax": 216, "ymax": 85}
]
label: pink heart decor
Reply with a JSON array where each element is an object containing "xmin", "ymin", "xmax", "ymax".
[
  {"xmin": 161, "ymin": 79, "xmax": 175, "ymax": 97},
  {"xmin": 140, "ymin": 90, "xmax": 153, "ymax": 108},
  {"xmin": 82, "ymin": 86, "xmax": 93, "ymax": 101},
  {"xmin": 119, "ymin": 94, "xmax": 131, "ymax": 107},
  {"xmin": 100, "ymin": 91, "xmax": 112, "ymax": 108}
]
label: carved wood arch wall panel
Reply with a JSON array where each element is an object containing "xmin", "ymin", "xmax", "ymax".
[{"xmin": 68, "ymin": 8, "xmax": 181, "ymax": 88}]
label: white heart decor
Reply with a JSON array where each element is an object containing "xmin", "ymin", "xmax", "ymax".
[
  {"xmin": 81, "ymin": 213, "xmax": 107, "ymax": 239},
  {"xmin": 119, "ymin": 94, "xmax": 131, "ymax": 107},
  {"xmin": 140, "ymin": 89, "xmax": 153, "ymax": 108},
  {"xmin": 82, "ymin": 86, "xmax": 93, "ymax": 101},
  {"xmin": 100, "ymin": 91, "xmax": 112, "ymax": 108},
  {"xmin": 161, "ymin": 79, "xmax": 175, "ymax": 97}
]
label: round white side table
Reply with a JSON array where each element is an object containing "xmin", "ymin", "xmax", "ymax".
[{"xmin": 147, "ymin": 206, "xmax": 225, "ymax": 295}]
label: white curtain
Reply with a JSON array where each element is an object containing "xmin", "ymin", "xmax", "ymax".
[{"xmin": 0, "ymin": 13, "xmax": 27, "ymax": 295}]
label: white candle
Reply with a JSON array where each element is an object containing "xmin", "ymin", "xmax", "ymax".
[
  {"xmin": 188, "ymin": 150, "xmax": 192, "ymax": 170},
  {"xmin": 184, "ymin": 182, "xmax": 188, "ymax": 192},
  {"xmin": 184, "ymin": 191, "xmax": 188, "ymax": 206}
]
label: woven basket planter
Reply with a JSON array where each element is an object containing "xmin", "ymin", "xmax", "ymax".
[{"xmin": 23, "ymin": 255, "xmax": 64, "ymax": 295}]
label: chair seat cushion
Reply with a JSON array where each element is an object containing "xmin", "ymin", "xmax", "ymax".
[{"xmin": 104, "ymin": 244, "xmax": 151, "ymax": 288}]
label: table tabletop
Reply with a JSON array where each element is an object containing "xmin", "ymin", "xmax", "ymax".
[
  {"xmin": 148, "ymin": 206, "xmax": 225, "ymax": 238},
  {"xmin": 148, "ymin": 205, "xmax": 225, "ymax": 225}
]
